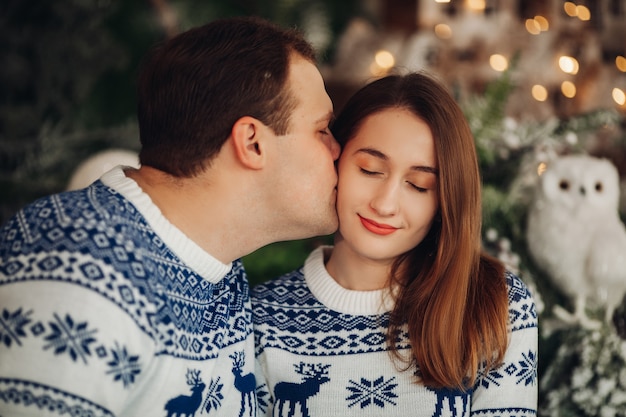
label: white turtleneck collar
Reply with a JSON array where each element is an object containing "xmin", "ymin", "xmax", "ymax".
[
  {"xmin": 303, "ymin": 246, "xmax": 396, "ymax": 316},
  {"xmin": 100, "ymin": 166, "xmax": 232, "ymax": 283}
]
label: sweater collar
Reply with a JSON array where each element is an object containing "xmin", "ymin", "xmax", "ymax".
[
  {"xmin": 100, "ymin": 166, "xmax": 232, "ymax": 283},
  {"xmin": 304, "ymin": 246, "xmax": 395, "ymax": 315}
]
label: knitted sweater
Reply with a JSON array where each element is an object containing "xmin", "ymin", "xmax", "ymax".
[
  {"xmin": 252, "ymin": 246, "xmax": 538, "ymax": 417},
  {"xmin": 0, "ymin": 167, "xmax": 256, "ymax": 417}
]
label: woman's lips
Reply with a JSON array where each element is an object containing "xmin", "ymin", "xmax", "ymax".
[{"xmin": 359, "ymin": 215, "xmax": 398, "ymax": 235}]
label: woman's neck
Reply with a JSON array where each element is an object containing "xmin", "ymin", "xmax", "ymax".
[{"xmin": 325, "ymin": 241, "xmax": 393, "ymax": 291}]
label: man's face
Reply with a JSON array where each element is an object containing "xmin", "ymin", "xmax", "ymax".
[{"xmin": 268, "ymin": 55, "xmax": 340, "ymax": 239}]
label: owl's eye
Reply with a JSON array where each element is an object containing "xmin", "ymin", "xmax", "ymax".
[
  {"xmin": 559, "ymin": 180, "xmax": 570, "ymax": 191},
  {"xmin": 595, "ymin": 182, "xmax": 603, "ymax": 192}
]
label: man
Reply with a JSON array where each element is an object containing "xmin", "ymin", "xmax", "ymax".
[{"xmin": 0, "ymin": 16, "xmax": 339, "ymax": 416}]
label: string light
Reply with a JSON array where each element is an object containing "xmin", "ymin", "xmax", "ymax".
[
  {"xmin": 467, "ymin": 0, "xmax": 486, "ymax": 12},
  {"xmin": 537, "ymin": 162, "xmax": 548, "ymax": 176},
  {"xmin": 489, "ymin": 54, "xmax": 508, "ymax": 72},
  {"xmin": 613, "ymin": 88, "xmax": 626, "ymax": 106},
  {"xmin": 525, "ymin": 16, "xmax": 549, "ymax": 35},
  {"xmin": 534, "ymin": 16, "xmax": 549, "ymax": 31},
  {"xmin": 374, "ymin": 50, "xmax": 395, "ymax": 69},
  {"xmin": 559, "ymin": 56, "xmax": 579, "ymax": 74},
  {"xmin": 525, "ymin": 19, "xmax": 541, "ymax": 35},
  {"xmin": 561, "ymin": 81, "xmax": 576, "ymax": 98},
  {"xmin": 434, "ymin": 23, "xmax": 452, "ymax": 39},
  {"xmin": 563, "ymin": 2, "xmax": 578, "ymax": 17},
  {"xmin": 576, "ymin": 5, "xmax": 591, "ymax": 21},
  {"xmin": 532, "ymin": 85, "xmax": 548, "ymax": 102},
  {"xmin": 616, "ymin": 56, "xmax": 626, "ymax": 72},
  {"xmin": 370, "ymin": 50, "xmax": 395, "ymax": 76}
]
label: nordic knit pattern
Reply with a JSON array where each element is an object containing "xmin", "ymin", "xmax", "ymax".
[
  {"xmin": 252, "ymin": 246, "xmax": 538, "ymax": 417},
  {"xmin": 0, "ymin": 167, "xmax": 256, "ymax": 417}
]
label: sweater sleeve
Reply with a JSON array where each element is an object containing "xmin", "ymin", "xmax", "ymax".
[{"xmin": 470, "ymin": 272, "xmax": 538, "ymax": 416}]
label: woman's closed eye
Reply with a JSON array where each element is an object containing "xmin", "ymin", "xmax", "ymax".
[
  {"xmin": 360, "ymin": 168, "xmax": 381, "ymax": 176},
  {"xmin": 407, "ymin": 181, "xmax": 428, "ymax": 193}
]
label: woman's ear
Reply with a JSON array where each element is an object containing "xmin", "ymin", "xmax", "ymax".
[{"xmin": 230, "ymin": 116, "xmax": 266, "ymax": 169}]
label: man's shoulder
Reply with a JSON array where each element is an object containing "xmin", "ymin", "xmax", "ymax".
[{"xmin": 0, "ymin": 183, "xmax": 135, "ymax": 255}]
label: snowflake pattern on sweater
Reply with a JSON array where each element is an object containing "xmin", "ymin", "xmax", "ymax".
[
  {"xmin": 0, "ymin": 167, "xmax": 256, "ymax": 417},
  {"xmin": 252, "ymin": 246, "xmax": 538, "ymax": 417}
]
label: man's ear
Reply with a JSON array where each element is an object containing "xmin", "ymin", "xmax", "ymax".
[{"xmin": 230, "ymin": 116, "xmax": 267, "ymax": 169}]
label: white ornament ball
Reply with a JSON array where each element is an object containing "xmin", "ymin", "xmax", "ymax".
[{"xmin": 66, "ymin": 149, "xmax": 139, "ymax": 191}]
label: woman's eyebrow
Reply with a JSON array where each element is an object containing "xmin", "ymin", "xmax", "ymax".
[
  {"xmin": 410, "ymin": 165, "xmax": 438, "ymax": 175},
  {"xmin": 355, "ymin": 147, "xmax": 387, "ymax": 160}
]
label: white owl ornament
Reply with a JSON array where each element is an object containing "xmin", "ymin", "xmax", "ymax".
[{"xmin": 526, "ymin": 154, "xmax": 626, "ymax": 328}]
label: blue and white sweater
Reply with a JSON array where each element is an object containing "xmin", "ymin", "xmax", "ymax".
[
  {"xmin": 252, "ymin": 246, "xmax": 538, "ymax": 417},
  {"xmin": 0, "ymin": 167, "xmax": 256, "ymax": 417}
]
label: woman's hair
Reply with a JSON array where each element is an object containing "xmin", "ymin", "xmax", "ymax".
[
  {"xmin": 331, "ymin": 72, "xmax": 509, "ymax": 390},
  {"xmin": 136, "ymin": 16, "xmax": 315, "ymax": 177}
]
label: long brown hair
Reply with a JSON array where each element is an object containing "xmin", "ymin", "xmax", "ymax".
[{"xmin": 331, "ymin": 72, "xmax": 509, "ymax": 390}]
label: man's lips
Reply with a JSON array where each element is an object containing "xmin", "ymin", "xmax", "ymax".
[{"xmin": 358, "ymin": 215, "xmax": 398, "ymax": 235}]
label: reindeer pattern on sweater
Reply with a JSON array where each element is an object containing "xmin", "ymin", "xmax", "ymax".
[{"xmin": 252, "ymin": 247, "xmax": 538, "ymax": 417}]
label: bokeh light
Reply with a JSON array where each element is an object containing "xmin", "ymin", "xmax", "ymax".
[
  {"xmin": 559, "ymin": 56, "xmax": 579, "ymax": 74},
  {"xmin": 576, "ymin": 5, "xmax": 591, "ymax": 21},
  {"xmin": 489, "ymin": 54, "xmax": 508, "ymax": 72},
  {"xmin": 564, "ymin": 2, "xmax": 577, "ymax": 17},
  {"xmin": 616, "ymin": 56, "xmax": 626, "ymax": 72},
  {"xmin": 561, "ymin": 81, "xmax": 576, "ymax": 98},
  {"xmin": 531, "ymin": 84, "xmax": 548, "ymax": 102},
  {"xmin": 534, "ymin": 15, "xmax": 549, "ymax": 31},
  {"xmin": 613, "ymin": 88, "xmax": 626, "ymax": 106},
  {"xmin": 467, "ymin": 0, "xmax": 486, "ymax": 12},
  {"xmin": 525, "ymin": 19, "xmax": 541, "ymax": 35},
  {"xmin": 434, "ymin": 23, "xmax": 452, "ymax": 39},
  {"xmin": 374, "ymin": 50, "xmax": 395, "ymax": 69}
]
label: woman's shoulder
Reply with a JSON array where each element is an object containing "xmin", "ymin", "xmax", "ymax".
[
  {"xmin": 504, "ymin": 270, "xmax": 538, "ymax": 331},
  {"xmin": 504, "ymin": 270, "xmax": 533, "ymax": 302}
]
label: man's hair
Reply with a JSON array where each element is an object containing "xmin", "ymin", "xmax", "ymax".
[{"xmin": 136, "ymin": 16, "xmax": 316, "ymax": 177}]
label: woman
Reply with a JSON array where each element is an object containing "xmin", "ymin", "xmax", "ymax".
[{"xmin": 252, "ymin": 72, "xmax": 537, "ymax": 416}]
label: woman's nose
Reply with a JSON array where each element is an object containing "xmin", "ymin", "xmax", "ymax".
[{"xmin": 370, "ymin": 181, "xmax": 399, "ymax": 216}]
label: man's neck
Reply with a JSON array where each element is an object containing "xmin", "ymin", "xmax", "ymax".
[{"xmin": 124, "ymin": 166, "xmax": 269, "ymax": 263}]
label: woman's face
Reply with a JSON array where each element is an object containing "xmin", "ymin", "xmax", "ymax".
[{"xmin": 335, "ymin": 108, "xmax": 439, "ymax": 265}]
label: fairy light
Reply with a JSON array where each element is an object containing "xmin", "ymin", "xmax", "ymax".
[
  {"xmin": 525, "ymin": 18, "xmax": 541, "ymax": 35},
  {"xmin": 561, "ymin": 81, "xmax": 576, "ymax": 98},
  {"xmin": 616, "ymin": 56, "xmax": 626, "ymax": 72},
  {"xmin": 370, "ymin": 50, "xmax": 395, "ymax": 77},
  {"xmin": 489, "ymin": 54, "xmax": 508, "ymax": 72},
  {"xmin": 559, "ymin": 56, "xmax": 579, "ymax": 74},
  {"xmin": 531, "ymin": 84, "xmax": 548, "ymax": 102},
  {"xmin": 467, "ymin": 0, "xmax": 486, "ymax": 12},
  {"xmin": 374, "ymin": 50, "xmax": 395, "ymax": 69},
  {"xmin": 534, "ymin": 15, "xmax": 549, "ymax": 31},
  {"xmin": 576, "ymin": 5, "xmax": 591, "ymax": 21},
  {"xmin": 613, "ymin": 88, "xmax": 626, "ymax": 106},
  {"xmin": 564, "ymin": 2, "xmax": 577, "ymax": 17},
  {"xmin": 434, "ymin": 23, "xmax": 452, "ymax": 39},
  {"xmin": 537, "ymin": 162, "xmax": 548, "ymax": 176}
]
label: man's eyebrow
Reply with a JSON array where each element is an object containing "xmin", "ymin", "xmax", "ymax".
[
  {"xmin": 356, "ymin": 147, "xmax": 438, "ymax": 175},
  {"xmin": 316, "ymin": 111, "xmax": 335, "ymax": 124}
]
